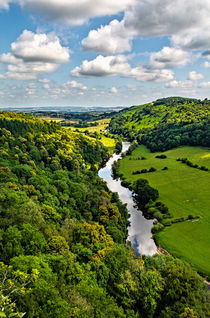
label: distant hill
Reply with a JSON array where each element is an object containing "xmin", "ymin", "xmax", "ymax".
[{"xmin": 109, "ymin": 97, "xmax": 210, "ymax": 151}]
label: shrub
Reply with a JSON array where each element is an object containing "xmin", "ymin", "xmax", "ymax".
[
  {"xmin": 149, "ymin": 167, "xmax": 156, "ymax": 172},
  {"xmin": 155, "ymin": 154, "xmax": 167, "ymax": 159}
]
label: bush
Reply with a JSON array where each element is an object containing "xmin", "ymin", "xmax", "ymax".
[
  {"xmin": 154, "ymin": 211, "xmax": 164, "ymax": 221},
  {"xmin": 133, "ymin": 178, "xmax": 159, "ymax": 205},
  {"xmin": 151, "ymin": 223, "xmax": 164, "ymax": 233},
  {"xmin": 149, "ymin": 167, "xmax": 156, "ymax": 172},
  {"xmin": 141, "ymin": 169, "xmax": 148, "ymax": 173},
  {"xmin": 121, "ymin": 180, "xmax": 131, "ymax": 188},
  {"xmin": 155, "ymin": 154, "xmax": 167, "ymax": 159}
]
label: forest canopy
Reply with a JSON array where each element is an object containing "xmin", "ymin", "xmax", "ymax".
[{"xmin": 0, "ymin": 111, "xmax": 209, "ymax": 317}]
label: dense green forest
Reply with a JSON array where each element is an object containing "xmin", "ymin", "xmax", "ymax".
[
  {"xmin": 109, "ymin": 97, "xmax": 210, "ymax": 152},
  {"xmin": 0, "ymin": 111, "xmax": 209, "ymax": 317}
]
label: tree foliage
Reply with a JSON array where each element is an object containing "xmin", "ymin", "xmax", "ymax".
[{"xmin": 0, "ymin": 111, "xmax": 209, "ymax": 317}]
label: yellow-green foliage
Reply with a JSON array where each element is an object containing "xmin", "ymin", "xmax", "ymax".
[
  {"xmin": 69, "ymin": 118, "xmax": 116, "ymax": 150},
  {"xmin": 119, "ymin": 99, "xmax": 210, "ymax": 131}
]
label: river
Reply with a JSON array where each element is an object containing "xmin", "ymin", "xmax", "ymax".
[{"xmin": 98, "ymin": 142, "xmax": 157, "ymax": 256}]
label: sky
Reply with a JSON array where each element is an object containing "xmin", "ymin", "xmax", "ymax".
[{"xmin": 0, "ymin": 0, "xmax": 210, "ymax": 108}]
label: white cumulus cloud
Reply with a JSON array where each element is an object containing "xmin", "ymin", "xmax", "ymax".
[
  {"xmin": 62, "ymin": 80, "xmax": 87, "ymax": 91},
  {"xmin": 18, "ymin": 0, "xmax": 135, "ymax": 25},
  {"xmin": 202, "ymin": 61, "xmax": 210, "ymax": 68},
  {"xmin": 149, "ymin": 47, "xmax": 191, "ymax": 69},
  {"xmin": 82, "ymin": 1, "xmax": 210, "ymax": 54},
  {"xmin": 11, "ymin": 30, "xmax": 70, "ymax": 63},
  {"xmin": 71, "ymin": 54, "xmax": 174, "ymax": 82},
  {"xmin": 188, "ymin": 71, "xmax": 204, "ymax": 81},
  {"xmin": 82, "ymin": 20, "xmax": 133, "ymax": 54},
  {"xmin": 0, "ymin": 30, "xmax": 70, "ymax": 80},
  {"xmin": 71, "ymin": 55, "xmax": 131, "ymax": 77},
  {"xmin": 131, "ymin": 67, "xmax": 174, "ymax": 82}
]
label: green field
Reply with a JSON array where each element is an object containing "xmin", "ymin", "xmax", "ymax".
[
  {"xmin": 69, "ymin": 119, "xmax": 116, "ymax": 151},
  {"xmin": 120, "ymin": 145, "xmax": 210, "ymax": 277},
  {"xmin": 70, "ymin": 118, "xmax": 111, "ymax": 132}
]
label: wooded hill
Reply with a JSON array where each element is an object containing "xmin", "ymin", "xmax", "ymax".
[
  {"xmin": 0, "ymin": 112, "xmax": 209, "ymax": 317},
  {"xmin": 109, "ymin": 97, "xmax": 210, "ymax": 151}
]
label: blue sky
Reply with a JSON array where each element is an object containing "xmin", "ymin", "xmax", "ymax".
[{"xmin": 0, "ymin": 0, "xmax": 210, "ymax": 107}]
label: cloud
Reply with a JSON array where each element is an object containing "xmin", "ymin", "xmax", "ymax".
[
  {"xmin": 82, "ymin": 1, "xmax": 210, "ymax": 54},
  {"xmin": 0, "ymin": 0, "xmax": 10, "ymax": 10},
  {"xmin": 82, "ymin": 20, "xmax": 132, "ymax": 54},
  {"xmin": 124, "ymin": 0, "xmax": 210, "ymax": 38},
  {"xmin": 18, "ymin": 0, "xmax": 135, "ymax": 25},
  {"xmin": 71, "ymin": 55, "xmax": 131, "ymax": 77},
  {"xmin": 188, "ymin": 71, "xmax": 203, "ymax": 81},
  {"xmin": 11, "ymin": 30, "xmax": 70, "ymax": 63},
  {"xmin": 71, "ymin": 54, "xmax": 174, "ymax": 82},
  {"xmin": 165, "ymin": 80, "xmax": 193, "ymax": 89},
  {"xmin": 202, "ymin": 50, "xmax": 210, "ymax": 57},
  {"xmin": 62, "ymin": 80, "xmax": 87, "ymax": 91},
  {"xmin": 7, "ymin": 62, "xmax": 58, "ymax": 74},
  {"xmin": 149, "ymin": 47, "xmax": 190, "ymax": 69},
  {"xmin": 110, "ymin": 87, "xmax": 118, "ymax": 93},
  {"xmin": 199, "ymin": 81, "xmax": 210, "ymax": 88},
  {"xmin": 126, "ymin": 0, "xmax": 210, "ymax": 51},
  {"xmin": 0, "ymin": 53, "xmax": 20, "ymax": 64},
  {"xmin": 26, "ymin": 85, "xmax": 36, "ymax": 95},
  {"xmin": 43, "ymin": 83, "xmax": 50, "ymax": 89},
  {"xmin": 44, "ymin": 80, "xmax": 88, "ymax": 98},
  {"xmin": 38, "ymin": 78, "xmax": 51, "ymax": 83},
  {"xmin": 131, "ymin": 67, "xmax": 174, "ymax": 82},
  {"xmin": 202, "ymin": 61, "xmax": 210, "ymax": 68},
  {"xmin": 0, "ymin": 30, "xmax": 70, "ymax": 80},
  {"xmin": 171, "ymin": 28, "xmax": 210, "ymax": 50}
]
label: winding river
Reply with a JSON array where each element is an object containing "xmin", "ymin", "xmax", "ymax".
[{"xmin": 98, "ymin": 142, "xmax": 157, "ymax": 256}]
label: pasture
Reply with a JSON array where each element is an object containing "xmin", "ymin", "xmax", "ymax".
[{"xmin": 120, "ymin": 145, "xmax": 210, "ymax": 277}]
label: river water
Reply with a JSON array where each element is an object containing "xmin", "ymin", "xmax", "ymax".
[{"xmin": 98, "ymin": 142, "xmax": 157, "ymax": 256}]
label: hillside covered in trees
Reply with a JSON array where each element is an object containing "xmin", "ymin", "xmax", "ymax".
[
  {"xmin": 109, "ymin": 97, "xmax": 210, "ymax": 152},
  {"xmin": 0, "ymin": 111, "xmax": 209, "ymax": 317}
]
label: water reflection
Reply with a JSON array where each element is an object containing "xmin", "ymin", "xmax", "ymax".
[{"xmin": 98, "ymin": 142, "xmax": 157, "ymax": 256}]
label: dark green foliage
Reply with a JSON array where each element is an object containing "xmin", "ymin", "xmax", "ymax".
[
  {"xmin": 109, "ymin": 97, "xmax": 210, "ymax": 151},
  {"xmin": 177, "ymin": 157, "xmax": 209, "ymax": 171},
  {"xmin": 115, "ymin": 139, "xmax": 123, "ymax": 154},
  {"xmin": 112, "ymin": 160, "xmax": 121, "ymax": 179},
  {"xmin": 133, "ymin": 178, "xmax": 159, "ymax": 205},
  {"xmin": 132, "ymin": 167, "xmax": 157, "ymax": 174}
]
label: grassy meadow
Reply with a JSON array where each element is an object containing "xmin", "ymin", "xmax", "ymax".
[
  {"xmin": 70, "ymin": 118, "xmax": 110, "ymax": 132},
  {"xmin": 69, "ymin": 119, "xmax": 116, "ymax": 151},
  {"xmin": 120, "ymin": 145, "xmax": 210, "ymax": 277}
]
